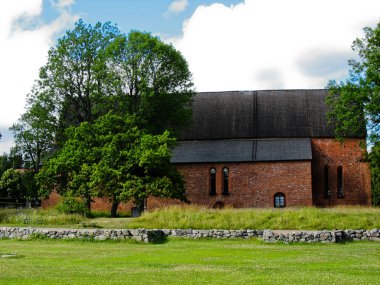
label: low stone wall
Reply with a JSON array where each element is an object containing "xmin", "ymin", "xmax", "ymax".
[
  {"xmin": 0, "ymin": 227, "xmax": 379, "ymax": 243},
  {"xmin": 263, "ymin": 229, "xmax": 380, "ymax": 243}
]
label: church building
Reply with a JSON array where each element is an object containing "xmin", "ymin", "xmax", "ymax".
[
  {"xmin": 42, "ymin": 89, "xmax": 372, "ymax": 211},
  {"xmin": 160, "ymin": 89, "xmax": 371, "ymax": 208}
]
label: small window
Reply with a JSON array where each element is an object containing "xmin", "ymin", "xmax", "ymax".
[
  {"xmin": 337, "ymin": 166, "xmax": 344, "ymax": 198},
  {"xmin": 209, "ymin": 168, "xmax": 216, "ymax": 196},
  {"xmin": 222, "ymin": 167, "xmax": 229, "ymax": 195},
  {"xmin": 274, "ymin": 193, "xmax": 285, "ymax": 208},
  {"xmin": 324, "ymin": 165, "xmax": 330, "ymax": 198}
]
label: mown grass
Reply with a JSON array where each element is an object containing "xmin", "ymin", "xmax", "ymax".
[
  {"xmin": 0, "ymin": 238, "xmax": 379, "ymax": 285},
  {"xmin": 1, "ymin": 206, "xmax": 380, "ymax": 230},
  {"xmin": 127, "ymin": 205, "xmax": 380, "ymax": 230}
]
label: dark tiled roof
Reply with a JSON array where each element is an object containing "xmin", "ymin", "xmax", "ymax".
[
  {"xmin": 180, "ymin": 89, "xmax": 362, "ymax": 140},
  {"xmin": 171, "ymin": 138, "xmax": 312, "ymax": 163}
]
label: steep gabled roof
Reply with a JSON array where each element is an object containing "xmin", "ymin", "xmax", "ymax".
[
  {"xmin": 180, "ymin": 89, "xmax": 353, "ymax": 140},
  {"xmin": 171, "ymin": 138, "xmax": 312, "ymax": 163}
]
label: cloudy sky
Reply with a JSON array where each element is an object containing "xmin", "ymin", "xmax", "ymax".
[{"xmin": 0, "ymin": 0, "xmax": 379, "ymax": 153}]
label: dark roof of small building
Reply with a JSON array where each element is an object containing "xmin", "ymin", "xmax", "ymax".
[
  {"xmin": 171, "ymin": 138, "xmax": 312, "ymax": 163},
  {"xmin": 180, "ymin": 89, "xmax": 362, "ymax": 140}
]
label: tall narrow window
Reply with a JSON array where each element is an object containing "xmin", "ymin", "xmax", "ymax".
[
  {"xmin": 274, "ymin": 193, "xmax": 285, "ymax": 208},
  {"xmin": 337, "ymin": 166, "xmax": 344, "ymax": 198},
  {"xmin": 324, "ymin": 165, "xmax": 330, "ymax": 198},
  {"xmin": 222, "ymin": 167, "xmax": 229, "ymax": 195},
  {"xmin": 210, "ymin": 168, "xmax": 216, "ymax": 196}
]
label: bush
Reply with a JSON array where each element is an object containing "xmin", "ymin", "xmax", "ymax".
[{"xmin": 56, "ymin": 196, "xmax": 88, "ymax": 216}]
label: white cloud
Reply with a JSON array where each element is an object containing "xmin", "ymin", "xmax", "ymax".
[
  {"xmin": 170, "ymin": 0, "xmax": 380, "ymax": 92},
  {"xmin": 0, "ymin": 0, "xmax": 78, "ymax": 153},
  {"xmin": 53, "ymin": 0, "xmax": 75, "ymax": 9},
  {"xmin": 167, "ymin": 0, "xmax": 189, "ymax": 14}
]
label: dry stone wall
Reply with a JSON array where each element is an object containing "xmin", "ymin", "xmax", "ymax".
[{"xmin": 0, "ymin": 227, "xmax": 379, "ymax": 243}]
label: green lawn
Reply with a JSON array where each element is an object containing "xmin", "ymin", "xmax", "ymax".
[{"xmin": 0, "ymin": 238, "xmax": 379, "ymax": 285}]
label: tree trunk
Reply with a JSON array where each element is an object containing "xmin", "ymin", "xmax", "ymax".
[
  {"xmin": 111, "ymin": 199, "xmax": 119, "ymax": 218},
  {"xmin": 84, "ymin": 196, "xmax": 92, "ymax": 216}
]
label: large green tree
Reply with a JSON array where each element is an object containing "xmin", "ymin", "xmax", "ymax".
[
  {"xmin": 327, "ymin": 22, "xmax": 380, "ymax": 205},
  {"xmin": 36, "ymin": 113, "xmax": 186, "ymax": 216},
  {"xmin": 37, "ymin": 20, "xmax": 194, "ymax": 140},
  {"xmin": 14, "ymin": 19, "xmax": 194, "ymax": 213}
]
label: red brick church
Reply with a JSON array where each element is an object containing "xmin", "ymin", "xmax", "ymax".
[
  {"xmin": 163, "ymin": 89, "xmax": 371, "ymax": 208},
  {"xmin": 43, "ymin": 89, "xmax": 371, "ymax": 211}
]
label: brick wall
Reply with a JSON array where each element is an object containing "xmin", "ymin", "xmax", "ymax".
[
  {"xmin": 311, "ymin": 138, "xmax": 371, "ymax": 206},
  {"xmin": 41, "ymin": 138, "xmax": 371, "ymax": 211},
  {"xmin": 41, "ymin": 192, "xmax": 135, "ymax": 214},
  {"xmin": 174, "ymin": 161, "xmax": 313, "ymax": 208}
]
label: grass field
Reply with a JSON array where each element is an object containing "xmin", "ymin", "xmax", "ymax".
[
  {"xmin": 0, "ymin": 238, "xmax": 379, "ymax": 285},
  {"xmin": 1, "ymin": 206, "xmax": 380, "ymax": 230},
  {"xmin": 127, "ymin": 206, "xmax": 380, "ymax": 230}
]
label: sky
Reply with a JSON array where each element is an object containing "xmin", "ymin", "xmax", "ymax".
[{"xmin": 0, "ymin": 0, "xmax": 379, "ymax": 153}]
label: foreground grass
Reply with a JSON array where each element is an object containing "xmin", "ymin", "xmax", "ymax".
[
  {"xmin": 1, "ymin": 206, "xmax": 380, "ymax": 230},
  {"xmin": 0, "ymin": 238, "xmax": 379, "ymax": 285},
  {"xmin": 128, "ymin": 205, "xmax": 380, "ymax": 230}
]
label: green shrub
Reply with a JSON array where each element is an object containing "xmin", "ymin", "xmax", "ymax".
[{"xmin": 56, "ymin": 196, "xmax": 88, "ymax": 216}]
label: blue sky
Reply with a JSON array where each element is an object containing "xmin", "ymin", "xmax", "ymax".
[
  {"xmin": 42, "ymin": 0, "xmax": 242, "ymax": 37},
  {"xmin": 0, "ymin": 0, "xmax": 379, "ymax": 153}
]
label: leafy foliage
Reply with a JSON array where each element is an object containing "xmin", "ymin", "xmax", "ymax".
[
  {"xmin": 0, "ymin": 169, "xmax": 37, "ymax": 202},
  {"xmin": 0, "ymin": 169, "xmax": 23, "ymax": 200},
  {"xmin": 7, "ymin": 20, "xmax": 194, "ymax": 212},
  {"xmin": 56, "ymin": 195, "xmax": 89, "ymax": 216},
  {"xmin": 39, "ymin": 20, "xmax": 122, "ymax": 129},
  {"xmin": 370, "ymin": 143, "xmax": 380, "ymax": 206},
  {"xmin": 10, "ymin": 87, "xmax": 57, "ymax": 172},
  {"xmin": 36, "ymin": 20, "xmax": 194, "ymax": 142},
  {"xmin": 36, "ymin": 113, "xmax": 187, "ymax": 216},
  {"xmin": 106, "ymin": 31, "xmax": 194, "ymax": 135},
  {"xmin": 326, "ymin": 22, "xmax": 380, "ymax": 205}
]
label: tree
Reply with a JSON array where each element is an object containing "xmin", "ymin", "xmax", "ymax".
[
  {"xmin": 326, "ymin": 22, "xmax": 380, "ymax": 205},
  {"xmin": 106, "ymin": 31, "xmax": 194, "ymax": 135},
  {"xmin": 36, "ymin": 119, "xmax": 98, "ymax": 211},
  {"xmin": 10, "ymin": 87, "xmax": 57, "ymax": 173},
  {"xmin": 17, "ymin": 19, "xmax": 194, "ymax": 213},
  {"xmin": 0, "ymin": 154, "xmax": 12, "ymax": 177},
  {"xmin": 0, "ymin": 169, "xmax": 38, "ymax": 203},
  {"xmin": 39, "ymin": 20, "xmax": 121, "ymax": 133},
  {"xmin": 36, "ymin": 113, "xmax": 187, "ymax": 216},
  {"xmin": 0, "ymin": 169, "xmax": 23, "ymax": 201}
]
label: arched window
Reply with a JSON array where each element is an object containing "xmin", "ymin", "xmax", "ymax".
[
  {"xmin": 222, "ymin": 167, "xmax": 229, "ymax": 195},
  {"xmin": 209, "ymin": 168, "xmax": 216, "ymax": 196},
  {"xmin": 274, "ymin": 193, "xmax": 285, "ymax": 208},
  {"xmin": 324, "ymin": 165, "xmax": 330, "ymax": 198},
  {"xmin": 337, "ymin": 166, "xmax": 344, "ymax": 198}
]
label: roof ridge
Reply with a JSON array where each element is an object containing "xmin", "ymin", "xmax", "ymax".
[{"xmin": 196, "ymin": 89, "xmax": 328, "ymax": 94}]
